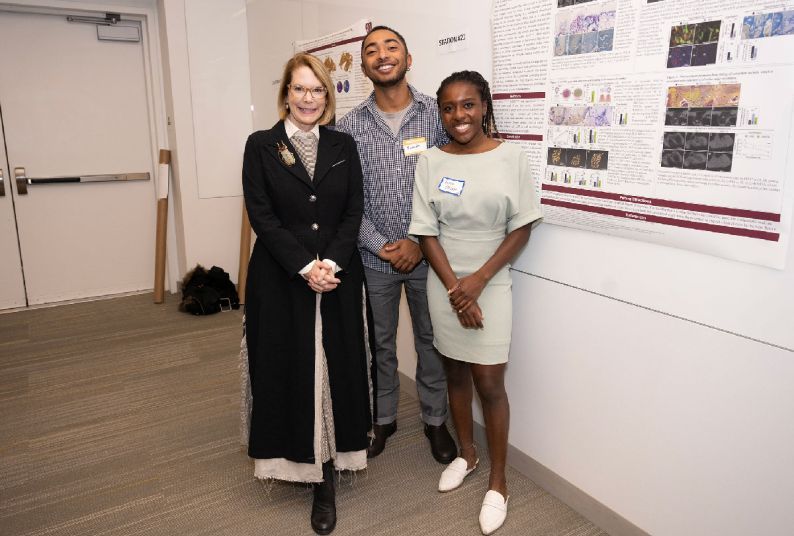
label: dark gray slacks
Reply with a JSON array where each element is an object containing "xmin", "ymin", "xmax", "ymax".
[{"xmin": 364, "ymin": 264, "xmax": 448, "ymax": 426}]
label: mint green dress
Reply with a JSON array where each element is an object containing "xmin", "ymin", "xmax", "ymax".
[{"xmin": 409, "ymin": 142, "xmax": 542, "ymax": 364}]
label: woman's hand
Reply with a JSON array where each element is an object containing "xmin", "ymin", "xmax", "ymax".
[
  {"xmin": 448, "ymin": 272, "xmax": 487, "ymax": 313},
  {"xmin": 303, "ymin": 260, "xmax": 341, "ymax": 293},
  {"xmin": 456, "ymin": 301, "xmax": 484, "ymax": 329}
]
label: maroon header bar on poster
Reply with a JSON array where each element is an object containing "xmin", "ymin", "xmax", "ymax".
[
  {"xmin": 542, "ymin": 184, "xmax": 780, "ymax": 222},
  {"xmin": 305, "ymin": 35, "xmax": 365, "ymax": 54},
  {"xmin": 492, "ymin": 92, "xmax": 545, "ymax": 100},
  {"xmin": 496, "ymin": 133, "xmax": 543, "ymax": 141},
  {"xmin": 541, "ymin": 198, "xmax": 780, "ymax": 241}
]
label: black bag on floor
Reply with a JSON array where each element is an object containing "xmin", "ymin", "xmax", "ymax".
[{"xmin": 179, "ymin": 264, "xmax": 240, "ymax": 315}]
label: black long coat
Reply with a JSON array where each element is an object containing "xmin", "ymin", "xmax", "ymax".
[{"xmin": 243, "ymin": 121, "xmax": 371, "ymax": 463}]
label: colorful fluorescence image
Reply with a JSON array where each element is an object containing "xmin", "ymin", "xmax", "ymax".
[
  {"xmin": 547, "ymin": 148, "xmax": 609, "ymax": 171},
  {"xmin": 587, "ymin": 150, "xmax": 608, "ymax": 170},
  {"xmin": 667, "ymin": 45, "xmax": 693, "ymax": 68},
  {"xmin": 694, "ymin": 20, "xmax": 721, "ymax": 44},
  {"xmin": 690, "ymin": 43, "xmax": 718, "ymax": 66},
  {"xmin": 667, "ymin": 20, "xmax": 722, "ymax": 68},
  {"xmin": 548, "ymin": 147, "xmax": 566, "ymax": 166},
  {"xmin": 670, "ymin": 24, "xmax": 696, "ymax": 46},
  {"xmin": 566, "ymin": 148, "xmax": 587, "ymax": 168}
]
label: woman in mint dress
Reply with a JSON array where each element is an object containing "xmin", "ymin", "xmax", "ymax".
[{"xmin": 409, "ymin": 71, "xmax": 542, "ymax": 535}]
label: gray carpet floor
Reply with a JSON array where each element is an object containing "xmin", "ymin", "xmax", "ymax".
[{"xmin": 0, "ymin": 293, "xmax": 607, "ymax": 536}]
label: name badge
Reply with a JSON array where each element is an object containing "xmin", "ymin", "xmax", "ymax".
[
  {"xmin": 403, "ymin": 136, "xmax": 428, "ymax": 156},
  {"xmin": 438, "ymin": 177, "xmax": 465, "ymax": 196}
]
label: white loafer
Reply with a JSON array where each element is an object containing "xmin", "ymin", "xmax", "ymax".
[
  {"xmin": 479, "ymin": 490, "xmax": 509, "ymax": 535},
  {"xmin": 438, "ymin": 457, "xmax": 478, "ymax": 492}
]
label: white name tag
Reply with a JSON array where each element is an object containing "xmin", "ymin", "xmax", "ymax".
[
  {"xmin": 437, "ymin": 177, "xmax": 465, "ymax": 196},
  {"xmin": 403, "ymin": 136, "xmax": 428, "ymax": 156}
]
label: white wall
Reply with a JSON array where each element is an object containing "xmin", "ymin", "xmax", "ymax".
[
  {"xmin": 158, "ymin": 0, "xmax": 246, "ymax": 287},
  {"xmin": 511, "ymin": 226, "xmax": 794, "ymax": 535}
]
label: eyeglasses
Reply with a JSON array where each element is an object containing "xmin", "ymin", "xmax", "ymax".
[{"xmin": 288, "ymin": 84, "xmax": 328, "ymax": 99}]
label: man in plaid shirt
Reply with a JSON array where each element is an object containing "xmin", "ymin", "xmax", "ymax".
[{"xmin": 336, "ymin": 25, "xmax": 456, "ymax": 464}]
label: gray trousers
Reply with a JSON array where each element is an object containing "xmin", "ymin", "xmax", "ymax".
[{"xmin": 364, "ymin": 264, "xmax": 448, "ymax": 426}]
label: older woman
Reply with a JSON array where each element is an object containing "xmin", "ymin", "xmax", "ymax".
[{"xmin": 242, "ymin": 52, "xmax": 371, "ymax": 535}]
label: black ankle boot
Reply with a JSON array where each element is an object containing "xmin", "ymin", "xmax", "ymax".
[{"xmin": 311, "ymin": 462, "xmax": 336, "ymax": 535}]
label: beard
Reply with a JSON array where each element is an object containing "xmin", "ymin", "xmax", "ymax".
[{"xmin": 367, "ymin": 62, "xmax": 409, "ymax": 88}]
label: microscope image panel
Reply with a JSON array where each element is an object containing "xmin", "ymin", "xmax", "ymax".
[
  {"xmin": 711, "ymin": 107, "xmax": 738, "ymax": 127},
  {"xmin": 708, "ymin": 132, "xmax": 735, "ymax": 152},
  {"xmin": 684, "ymin": 131, "xmax": 709, "ymax": 151},
  {"xmin": 690, "ymin": 43, "xmax": 718, "ymax": 66},
  {"xmin": 683, "ymin": 151, "xmax": 708, "ymax": 170},
  {"xmin": 663, "ymin": 131, "xmax": 686, "ymax": 150},
  {"xmin": 581, "ymin": 31, "xmax": 598, "ymax": 53},
  {"xmin": 665, "ymin": 108, "xmax": 689, "ymax": 126},
  {"xmin": 661, "ymin": 149, "xmax": 684, "ymax": 168},
  {"xmin": 597, "ymin": 28, "xmax": 614, "ymax": 51},
  {"xmin": 706, "ymin": 152, "xmax": 733, "ymax": 172},
  {"xmin": 586, "ymin": 150, "xmax": 608, "ymax": 170},
  {"xmin": 566, "ymin": 148, "xmax": 587, "ymax": 168},
  {"xmin": 694, "ymin": 20, "xmax": 721, "ymax": 44},
  {"xmin": 670, "ymin": 24, "xmax": 696, "ymax": 46},
  {"xmin": 667, "ymin": 45, "xmax": 693, "ymax": 68},
  {"xmin": 548, "ymin": 147, "xmax": 567, "ymax": 167},
  {"xmin": 687, "ymin": 107, "xmax": 712, "ymax": 127}
]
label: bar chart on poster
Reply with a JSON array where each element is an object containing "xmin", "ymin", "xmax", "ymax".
[{"xmin": 492, "ymin": 0, "xmax": 794, "ymax": 270}]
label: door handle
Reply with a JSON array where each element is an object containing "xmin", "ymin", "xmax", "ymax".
[
  {"xmin": 0, "ymin": 169, "xmax": 4, "ymax": 196},
  {"xmin": 15, "ymin": 167, "xmax": 28, "ymax": 195},
  {"xmin": 11, "ymin": 169, "xmax": 149, "ymax": 194}
]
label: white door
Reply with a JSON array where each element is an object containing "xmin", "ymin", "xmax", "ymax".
[
  {"xmin": 0, "ymin": 127, "xmax": 27, "ymax": 309},
  {"xmin": 0, "ymin": 10, "xmax": 156, "ymax": 307}
]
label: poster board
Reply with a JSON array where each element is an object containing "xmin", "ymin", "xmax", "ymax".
[{"xmin": 491, "ymin": 0, "xmax": 794, "ymax": 269}]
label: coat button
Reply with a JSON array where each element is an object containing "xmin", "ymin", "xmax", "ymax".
[
  {"xmin": 309, "ymin": 194, "xmax": 317, "ymax": 202},
  {"xmin": 311, "ymin": 223, "xmax": 319, "ymax": 231}
]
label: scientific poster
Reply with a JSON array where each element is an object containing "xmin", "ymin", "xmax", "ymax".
[
  {"xmin": 295, "ymin": 19, "xmax": 373, "ymax": 118},
  {"xmin": 492, "ymin": 0, "xmax": 794, "ymax": 268}
]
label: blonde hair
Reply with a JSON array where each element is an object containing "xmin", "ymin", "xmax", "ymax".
[{"xmin": 277, "ymin": 53, "xmax": 336, "ymax": 125}]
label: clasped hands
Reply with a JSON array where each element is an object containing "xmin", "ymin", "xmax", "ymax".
[
  {"xmin": 448, "ymin": 272, "xmax": 487, "ymax": 329},
  {"xmin": 379, "ymin": 239, "xmax": 422, "ymax": 273},
  {"xmin": 303, "ymin": 260, "xmax": 340, "ymax": 293}
]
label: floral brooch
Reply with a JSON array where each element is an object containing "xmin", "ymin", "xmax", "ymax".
[{"xmin": 276, "ymin": 141, "xmax": 296, "ymax": 167}]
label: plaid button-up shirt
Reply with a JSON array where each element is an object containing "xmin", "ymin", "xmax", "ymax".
[{"xmin": 336, "ymin": 86, "xmax": 449, "ymax": 274}]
